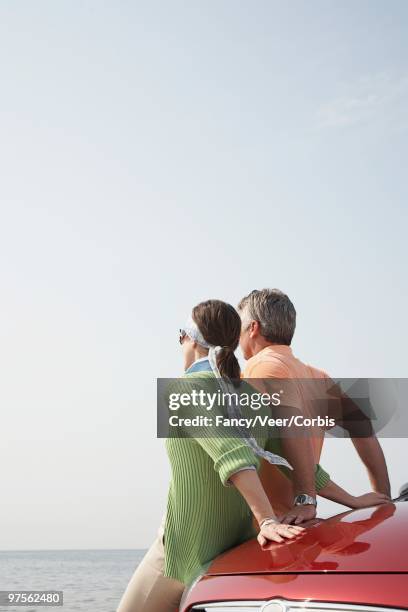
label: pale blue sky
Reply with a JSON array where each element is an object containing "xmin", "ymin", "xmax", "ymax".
[{"xmin": 0, "ymin": 1, "xmax": 407, "ymax": 549}]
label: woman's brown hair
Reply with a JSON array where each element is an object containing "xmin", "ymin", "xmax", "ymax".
[{"xmin": 192, "ymin": 299, "xmax": 241, "ymax": 382}]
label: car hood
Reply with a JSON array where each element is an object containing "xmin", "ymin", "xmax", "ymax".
[{"xmin": 207, "ymin": 501, "xmax": 408, "ymax": 575}]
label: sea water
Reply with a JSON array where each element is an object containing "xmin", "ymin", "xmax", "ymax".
[{"xmin": 0, "ymin": 549, "xmax": 146, "ymax": 612}]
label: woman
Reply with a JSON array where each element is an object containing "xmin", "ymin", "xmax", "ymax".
[{"xmin": 117, "ymin": 300, "xmax": 305, "ymax": 612}]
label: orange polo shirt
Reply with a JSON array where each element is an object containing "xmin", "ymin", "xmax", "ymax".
[{"xmin": 243, "ymin": 344, "xmax": 330, "ymax": 515}]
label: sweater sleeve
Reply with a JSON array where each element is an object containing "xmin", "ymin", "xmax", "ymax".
[
  {"xmin": 206, "ymin": 441, "xmax": 260, "ymax": 486},
  {"xmin": 315, "ymin": 463, "xmax": 330, "ymax": 490},
  {"xmin": 167, "ymin": 376, "xmax": 260, "ymax": 486}
]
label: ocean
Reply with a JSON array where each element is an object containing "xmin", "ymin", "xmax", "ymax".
[{"xmin": 0, "ymin": 549, "xmax": 146, "ymax": 612}]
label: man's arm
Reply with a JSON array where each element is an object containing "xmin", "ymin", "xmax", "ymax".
[
  {"xmin": 246, "ymin": 364, "xmax": 326, "ymax": 524},
  {"xmin": 318, "ymin": 478, "xmax": 390, "ymax": 508},
  {"xmin": 351, "ymin": 436, "xmax": 391, "ymax": 496},
  {"xmin": 260, "ymin": 374, "xmax": 321, "ymax": 524},
  {"xmin": 281, "ymin": 477, "xmax": 391, "ymax": 523},
  {"xmin": 328, "ymin": 380, "xmax": 391, "ymax": 497},
  {"xmin": 279, "ymin": 436, "xmax": 317, "ymax": 521},
  {"xmin": 275, "ymin": 375, "xmax": 333, "ymax": 522}
]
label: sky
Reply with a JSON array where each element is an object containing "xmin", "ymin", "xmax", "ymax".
[{"xmin": 0, "ymin": 0, "xmax": 407, "ymax": 550}]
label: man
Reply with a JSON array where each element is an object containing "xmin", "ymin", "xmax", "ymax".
[{"xmin": 238, "ymin": 288, "xmax": 391, "ymax": 524}]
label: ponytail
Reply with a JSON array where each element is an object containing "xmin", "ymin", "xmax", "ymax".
[
  {"xmin": 216, "ymin": 346, "xmax": 241, "ymax": 385},
  {"xmin": 192, "ymin": 300, "xmax": 242, "ymax": 385}
]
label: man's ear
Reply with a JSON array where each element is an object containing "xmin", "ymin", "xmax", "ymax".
[{"xmin": 249, "ymin": 320, "xmax": 260, "ymax": 338}]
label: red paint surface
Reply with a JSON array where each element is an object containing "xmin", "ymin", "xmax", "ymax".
[
  {"xmin": 209, "ymin": 503, "xmax": 407, "ymax": 574},
  {"xmin": 181, "ymin": 574, "xmax": 408, "ymax": 611},
  {"xmin": 182, "ymin": 502, "xmax": 408, "ymax": 611}
]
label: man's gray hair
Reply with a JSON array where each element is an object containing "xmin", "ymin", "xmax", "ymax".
[{"xmin": 238, "ymin": 288, "xmax": 296, "ymax": 346}]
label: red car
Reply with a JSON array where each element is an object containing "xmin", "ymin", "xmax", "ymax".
[{"xmin": 180, "ymin": 485, "xmax": 408, "ymax": 612}]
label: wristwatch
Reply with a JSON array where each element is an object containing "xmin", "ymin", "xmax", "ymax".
[{"xmin": 294, "ymin": 493, "xmax": 317, "ymax": 506}]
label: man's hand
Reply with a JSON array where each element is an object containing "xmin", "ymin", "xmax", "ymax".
[
  {"xmin": 279, "ymin": 504, "xmax": 317, "ymax": 524},
  {"xmin": 350, "ymin": 492, "xmax": 391, "ymax": 509},
  {"xmin": 257, "ymin": 521, "xmax": 305, "ymax": 546},
  {"xmin": 320, "ymin": 479, "xmax": 390, "ymax": 509}
]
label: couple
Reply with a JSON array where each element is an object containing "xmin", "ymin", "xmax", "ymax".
[{"xmin": 117, "ymin": 288, "xmax": 391, "ymax": 612}]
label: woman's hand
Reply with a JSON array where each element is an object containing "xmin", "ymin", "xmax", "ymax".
[
  {"xmin": 257, "ymin": 521, "xmax": 305, "ymax": 546},
  {"xmin": 350, "ymin": 492, "xmax": 391, "ymax": 509}
]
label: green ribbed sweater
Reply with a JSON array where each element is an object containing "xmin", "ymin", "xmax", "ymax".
[{"xmin": 164, "ymin": 371, "xmax": 330, "ymax": 586}]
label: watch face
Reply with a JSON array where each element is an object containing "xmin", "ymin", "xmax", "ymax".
[{"xmin": 295, "ymin": 494, "xmax": 317, "ymax": 506}]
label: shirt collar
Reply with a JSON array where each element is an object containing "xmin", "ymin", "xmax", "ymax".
[
  {"xmin": 258, "ymin": 344, "xmax": 293, "ymax": 357},
  {"xmin": 185, "ymin": 356, "xmax": 212, "ymax": 374}
]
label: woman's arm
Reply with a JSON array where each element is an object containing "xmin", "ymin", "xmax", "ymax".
[
  {"xmin": 229, "ymin": 468, "xmax": 305, "ymax": 544},
  {"xmin": 172, "ymin": 378, "xmax": 304, "ymax": 544}
]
